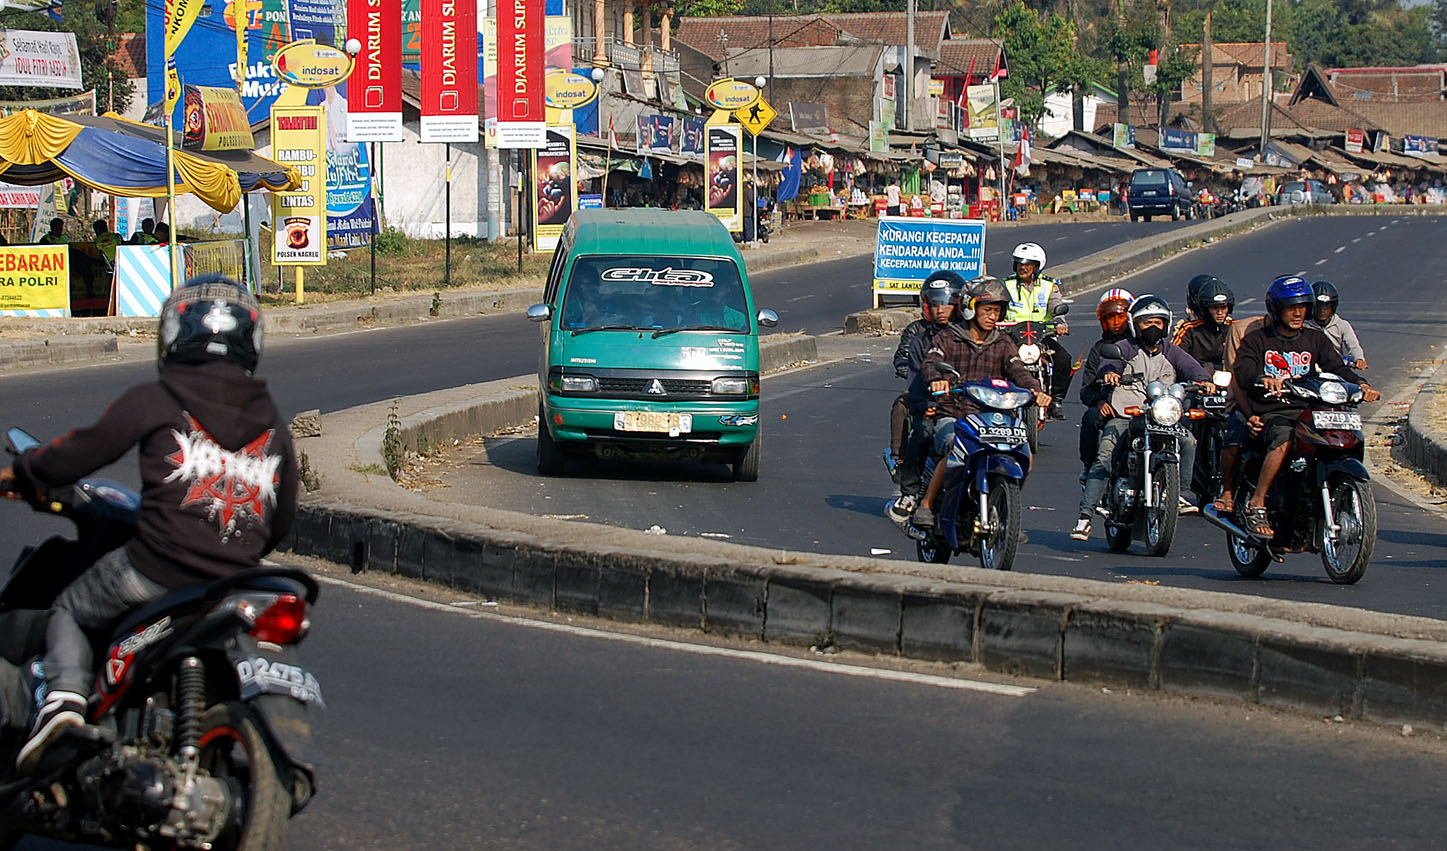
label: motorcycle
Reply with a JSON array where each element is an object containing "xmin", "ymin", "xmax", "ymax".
[
  {"xmin": 1201, "ymin": 374, "xmax": 1376, "ymax": 584},
  {"xmin": 1003, "ymin": 301, "xmax": 1070, "ymax": 453},
  {"xmin": 1190, "ymin": 369, "xmax": 1233, "ymax": 508},
  {"xmin": 0, "ymin": 426, "xmax": 321, "ymax": 850},
  {"xmin": 889, "ymin": 364, "xmax": 1034, "ymax": 570},
  {"xmin": 1095, "ymin": 347, "xmax": 1206, "ymax": 556}
]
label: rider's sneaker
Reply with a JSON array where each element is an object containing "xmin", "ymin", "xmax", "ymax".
[
  {"xmin": 888, "ymin": 495, "xmax": 917, "ymax": 523},
  {"xmin": 910, "ymin": 505, "xmax": 936, "ymax": 529},
  {"xmin": 17, "ymin": 690, "xmax": 86, "ymax": 774},
  {"xmin": 1048, "ymin": 401, "xmax": 1066, "ymax": 420},
  {"xmin": 1070, "ymin": 515, "xmax": 1093, "ymax": 541},
  {"xmin": 1178, "ymin": 496, "xmax": 1201, "ymax": 516}
]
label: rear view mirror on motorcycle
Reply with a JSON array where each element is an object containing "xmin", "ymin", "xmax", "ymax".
[
  {"xmin": 5, "ymin": 428, "xmax": 40, "ymax": 454},
  {"xmin": 935, "ymin": 362, "xmax": 961, "ymax": 379},
  {"xmin": 1052, "ymin": 303, "xmax": 1070, "ymax": 317},
  {"xmin": 1098, "ymin": 343, "xmax": 1124, "ymax": 361},
  {"xmin": 1212, "ymin": 370, "xmax": 1232, "ymax": 388}
]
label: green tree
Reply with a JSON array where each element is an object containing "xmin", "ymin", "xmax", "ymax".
[
  {"xmin": 0, "ymin": 0, "xmax": 135, "ymax": 113},
  {"xmin": 992, "ymin": 1, "xmax": 1092, "ymax": 125}
]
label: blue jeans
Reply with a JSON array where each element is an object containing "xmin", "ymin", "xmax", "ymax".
[
  {"xmin": 44, "ymin": 548, "xmax": 167, "ymax": 696},
  {"xmin": 1080, "ymin": 419, "xmax": 1197, "ymax": 517}
]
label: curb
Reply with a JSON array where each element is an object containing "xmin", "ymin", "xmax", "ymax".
[
  {"xmin": 283, "ymin": 330, "xmax": 1447, "ymax": 731},
  {"xmin": 1401, "ymin": 363, "xmax": 1447, "ymax": 487},
  {"xmin": 0, "ymin": 334, "xmax": 118, "ymax": 369}
]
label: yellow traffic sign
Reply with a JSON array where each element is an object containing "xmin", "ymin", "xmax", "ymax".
[{"xmin": 733, "ymin": 97, "xmax": 776, "ymax": 136}]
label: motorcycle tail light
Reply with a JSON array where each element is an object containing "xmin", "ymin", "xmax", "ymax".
[{"xmin": 250, "ymin": 594, "xmax": 309, "ymax": 644}]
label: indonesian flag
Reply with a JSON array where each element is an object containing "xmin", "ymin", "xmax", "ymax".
[
  {"xmin": 608, "ymin": 115, "xmax": 619, "ymax": 150},
  {"xmin": 1014, "ymin": 125, "xmax": 1032, "ymax": 176}
]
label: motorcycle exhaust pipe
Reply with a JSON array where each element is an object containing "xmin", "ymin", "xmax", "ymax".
[{"xmin": 1201, "ymin": 506, "xmax": 1285, "ymax": 562}]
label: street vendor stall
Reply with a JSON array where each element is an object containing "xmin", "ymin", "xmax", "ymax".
[{"xmin": 0, "ymin": 109, "xmax": 298, "ymax": 317}]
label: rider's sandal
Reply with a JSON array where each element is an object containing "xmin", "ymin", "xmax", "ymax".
[
  {"xmin": 1211, "ymin": 495, "xmax": 1234, "ymax": 514},
  {"xmin": 1242, "ymin": 505, "xmax": 1273, "ymax": 538}
]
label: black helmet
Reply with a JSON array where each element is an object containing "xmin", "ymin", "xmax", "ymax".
[
  {"xmin": 1185, "ymin": 274, "xmax": 1216, "ymax": 313},
  {"xmin": 1189, "ymin": 276, "xmax": 1235, "ymax": 326},
  {"xmin": 1311, "ymin": 280, "xmax": 1340, "ymax": 321},
  {"xmin": 921, "ymin": 270, "xmax": 967, "ymax": 318},
  {"xmin": 157, "ymin": 275, "xmax": 263, "ymax": 373}
]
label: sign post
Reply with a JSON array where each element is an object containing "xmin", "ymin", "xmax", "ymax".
[
  {"xmin": 269, "ymin": 105, "xmax": 327, "ymax": 303},
  {"xmin": 733, "ymin": 93, "xmax": 774, "ymax": 243}
]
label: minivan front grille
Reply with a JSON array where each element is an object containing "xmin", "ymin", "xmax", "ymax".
[{"xmin": 596, "ymin": 377, "xmax": 712, "ymax": 395}]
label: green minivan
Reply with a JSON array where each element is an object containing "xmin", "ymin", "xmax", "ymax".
[{"xmin": 527, "ymin": 209, "xmax": 778, "ymax": 481}]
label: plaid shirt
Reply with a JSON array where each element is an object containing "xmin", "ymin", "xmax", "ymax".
[{"xmin": 920, "ymin": 325, "xmax": 1043, "ymax": 418}]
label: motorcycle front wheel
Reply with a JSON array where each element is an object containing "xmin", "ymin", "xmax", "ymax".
[
  {"xmin": 1320, "ymin": 476, "xmax": 1376, "ymax": 584},
  {"xmin": 978, "ymin": 478, "xmax": 1022, "ymax": 571},
  {"xmin": 1144, "ymin": 462, "xmax": 1180, "ymax": 557},
  {"xmin": 197, "ymin": 702, "xmax": 293, "ymax": 851},
  {"xmin": 1024, "ymin": 405, "xmax": 1040, "ymax": 453}
]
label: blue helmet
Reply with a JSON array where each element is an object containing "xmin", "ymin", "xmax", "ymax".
[{"xmin": 1265, "ymin": 275, "xmax": 1314, "ymax": 324}]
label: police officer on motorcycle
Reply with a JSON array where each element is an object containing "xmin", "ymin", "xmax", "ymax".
[{"xmin": 1003, "ymin": 242, "xmax": 1072, "ymax": 419}]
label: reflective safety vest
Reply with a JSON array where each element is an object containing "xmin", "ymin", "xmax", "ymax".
[
  {"xmin": 1004, "ymin": 275, "xmax": 1059, "ymax": 322},
  {"xmin": 96, "ymin": 231, "xmax": 120, "ymax": 262}
]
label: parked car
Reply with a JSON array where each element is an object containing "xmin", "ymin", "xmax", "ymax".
[
  {"xmin": 1127, "ymin": 168, "xmax": 1194, "ymax": 222},
  {"xmin": 1275, "ymin": 179, "xmax": 1335, "ymax": 205}
]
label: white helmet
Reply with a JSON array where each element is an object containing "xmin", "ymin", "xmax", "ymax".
[
  {"xmin": 1012, "ymin": 242, "xmax": 1047, "ymax": 273},
  {"xmin": 1128, "ymin": 294, "xmax": 1173, "ymax": 331}
]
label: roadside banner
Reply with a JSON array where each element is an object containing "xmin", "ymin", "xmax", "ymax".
[
  {"xmin": 0, "ymin": 89, "xmax": 94, "ymax": 116},
  {"xmin": 1403, "ymin": 134, "xmax": 1438, "ymax": 157},
  {"xmin": 636, "ymin": 114, "xmax": 674, "ymax": 154},
  {"xmin": 1113, "ymin": 122, "xmax": 1134, "ymax": 150},
  {"xmin": 1160, "ymin": 128, "xmax": 1194, "ymax": 152},
  {"xmin": 1194, "ymin": 132, "xmax": 1215, "ymax": 158},
  {"xmin": 872, "ymin": 217, "xmax": 987, "ymax": 306},
  {"xmin": 483, "ymin": 15, "xmax": 571, "ymax": 148},
  {"xmin": 496, "ymin": 0, "xmax": 546, "ymax": 148},
  {"xmin": 965, "ymin": 84, "xmax": 998, "ymax": 140},
  {"xmin": 680, "ymin": 118, "xmax": 704, "ymax": 156},
  {"xmin": 705, "ymin": 124, "xmax": 742, "ymax": 233},
  {"xmin": 346, "ymin": 0, "xmax": 403, "ymax": 142},
  {"xmin": 0, "ymin": 181, "xmax": 41, "ymax": 208},
  {"xmin": 0, "ymin": 245, "xmax": 70, "ymax": 317},
  {"xmin": 1344, "ymin": 128, "xmax": 1364, "ymax": 154},
  {"xmin": 0, "ymin": 30, "xmax": 83, "ymax": 90},
  {"xmin": 420, "ymin": 0, "xmax": 479, "ymax": 143},
  {"xmin": 531, "ymin": 124, "xmax": 575, "ymax": 252},
  {"xmin": 181, "ymin": 85, "xmax": 255, "ymax": 151},
  {"xmin": 269, "ymin": 105, "xmax": 326, "ymax": 265}
]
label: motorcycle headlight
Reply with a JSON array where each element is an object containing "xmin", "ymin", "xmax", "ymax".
[
  {"xmin": 1168, "ymin": 383, "xmax": 1188, "ymax": 401},
  {"xmin": 1145, "ymin": 380, "xmax": 1168, "ymax": 400},
  {"xmin": 1018, "ymin": 343, "xmax": 1041, "ymax": 365},
  {"xmin": 1318, "ymin": 381, "xmax": 1348, "ymax": 405},
  {"xmin": 966, "ymin": 385, "xmax": 1033, "ymax": 410},
  {"xmin": 1150, "ymin": 395, "xmax": 1183, "ymax": 426},
  {"xmin": 710, "ymin": 376, "xmax": 753, "ymax": 395},
  {"xmin": 560, "ymin": 375, "xmax": 598, "ymax": 392}
]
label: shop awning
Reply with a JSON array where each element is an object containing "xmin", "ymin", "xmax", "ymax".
[{"xmin": 0, "ymin": 110, "xmax": 297, "ymax": 213}]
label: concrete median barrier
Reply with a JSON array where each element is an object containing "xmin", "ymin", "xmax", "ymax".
[
  {"xmin": 285, "ymin": 330, "xmax": 1447, "ymax": 730},
  {"xmin": 1401, "ymin": 364, "xmax": 1447, "ymax": 487}
]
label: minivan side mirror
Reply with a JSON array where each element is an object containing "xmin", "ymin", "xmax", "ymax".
[
  {"xmin": 6, "ymin": 427, "xmax": 39, "ymax": 454},
  {"xmin": 757, "ymin": 309, "xmax": 778, "ymax": 328},
  {"xmin": 526, "ymin": 304, "xmax": 552, "ymax": 322}
]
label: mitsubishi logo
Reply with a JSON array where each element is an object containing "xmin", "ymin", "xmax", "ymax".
[{"xmin": 645, "ymin": 379, "xmax": 666, "ymax": 395}]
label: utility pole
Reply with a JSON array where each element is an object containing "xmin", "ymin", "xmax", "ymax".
[
  {"xmin": 1116, "ymin": 0, "xmax": 1129, "ymax": 121},
  {"xmin": 1258, "ymin": 0, "xmax": 1274, "ymax": 159},
  {"xmin": 1201, "ymin": 10, "xmax": 1214, "ymax": 133},
  {"xmin": 905, "ymin": 0, "xmax": 915, "ymax": 131},
  {"xmin": 1157, "ymin": 0, "xmax": 1171, "ymax": 129}
]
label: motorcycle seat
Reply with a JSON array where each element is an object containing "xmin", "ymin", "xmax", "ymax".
[{"xmin": 110, "ymin": 568, "xmax": 318, "ymax": 638}]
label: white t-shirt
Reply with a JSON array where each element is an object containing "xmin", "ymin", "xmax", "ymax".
[{"xmin": 886, "ymin": 184, "xmax": 901, "ymax": 206}]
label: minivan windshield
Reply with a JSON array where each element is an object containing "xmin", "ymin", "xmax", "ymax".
[
  {"xmin": 562, "ymin": 255, "xmax": 750, "ymax": 335},
  {"xmin": 1131, "ymin": 170, "xmax": 1168, "ymax": 186}
]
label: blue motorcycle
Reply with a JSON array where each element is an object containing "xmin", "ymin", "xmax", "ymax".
[{"xmin": 901, "ymin": 365, "xmax": 1034, "ymax": 569}]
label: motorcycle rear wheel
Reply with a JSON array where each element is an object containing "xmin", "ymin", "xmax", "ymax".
[
  {"xmin": 196, "ymin": 702, "xmax": 292, "ymax": 851},
  {"xmin": 1320, "ymin": 476, "xmax": 1376, "ymax": 585},
  {"xmin": 1144, "ymin": 463, "xmax": 1180, "ymax": 557},
  {"xmin": 979, "ymin": 478, "xmax": 1022, "ymax": 571}
]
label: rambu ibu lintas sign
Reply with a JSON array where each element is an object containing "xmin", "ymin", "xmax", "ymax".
[
  {"xmin": 420, "ymin": 0, "xmax": 479, "ymax": 143},
  {"xmin": 346, "ymin": 0, "xmax": 403, "ymax": 142},
  {"xmin": 496, "ymin": 0, "xmax": 544, "ymax": 148},
  {"xmin": 269, "ymin": 105, "xmax": 326, "ymax": 265}
]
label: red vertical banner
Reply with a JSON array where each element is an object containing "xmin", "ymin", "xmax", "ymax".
[
  {"xmin": 346, "ymin": 0, "xmax": 403, "ymax": 142},
  {"xmin": 420, "ymin": 0, "xmax": 479, "ymax": 142},
  {"xmin": 496, "ymin": 0, "xmax": 545, "ymax": 148}
]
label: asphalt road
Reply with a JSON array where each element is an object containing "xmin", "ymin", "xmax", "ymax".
[{"xmin": 424, "ymin": 215, "xmax": 1447, "ymax": 618}]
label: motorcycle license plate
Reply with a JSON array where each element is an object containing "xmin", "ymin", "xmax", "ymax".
[
  {"xmin": 979, "ymin": 425, "xmax": 1027, "ymax": 444},
  {"xmin": 614, "ymin": 412, "xmax": 692, "ymax": 434},
  {"xmin": 1147, "ymin": 423, "xmax": 1186, "ymax": 435},
  {"xmin": 1204, "ymin": 394, "xmax": 1227, "ymax": 407},
  {"xmin": 235, "ymin": 656, "xmax": 325, "ymax": 707},
  {"xmin": 1313, "ymin": 411, "xmax": 1361, "ymax": 430}
]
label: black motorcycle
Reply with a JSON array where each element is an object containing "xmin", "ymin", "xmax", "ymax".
[
  {"xmin": 1189, "ymin": 368, "xmax": 1233, "ymax": 507},
  {"xmin": 1003, "ymin": 301, "xmax": 1069, "ymax": 453},
  {"xmin": 0, "ymin": 427, "xmax": 321, "ymax": 850},
  {"xmin": 1201, "ymin": 374, "xmax": 1376, "ymax": 584}
]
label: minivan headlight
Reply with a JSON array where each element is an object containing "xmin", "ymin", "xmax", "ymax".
[
  {"xmin": 560, "ymin": 375, "xmax": 598, "ymax": 392},
  {"xmin": 711, "ymin": 377, "xmax": 752, "ymax": 395}
]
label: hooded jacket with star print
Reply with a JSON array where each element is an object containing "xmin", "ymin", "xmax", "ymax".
[{"xmin": 14, "ymin": 360, "xmax": 299, "ymax": 589}]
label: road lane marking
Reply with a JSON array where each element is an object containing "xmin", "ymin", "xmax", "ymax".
[
  {"xmin": 1352, "ymin": 237, "xmax": 1361, "ymax": 243},
  {"xmin": 310, "ymin": 574, "xmax": 1037, "ymax": 697},
  {"xmin": 1084, "ymin": 228, "xmax": 1097, "ymax": 233},
  {"xmin": 1239, "ymin": 298, "xmax": 1256, "ymax": 305},
  {"xmin": 1315, "ymin": 259, "xmax": 1328, "ymax": 266},
  {"xmin": 1334, "ymin": 246, "xmax": 1346, "ymax": 253}
]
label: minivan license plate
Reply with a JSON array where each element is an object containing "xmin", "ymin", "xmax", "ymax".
[
  {"xmin": 615, "ymin": 412, "xmax": 693, "ymax": 434},
  {"xmin": 1313, "ymin": 411, "xmax": 1361, "ymax": 430}
]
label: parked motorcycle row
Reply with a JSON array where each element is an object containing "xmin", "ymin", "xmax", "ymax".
[{"xmin": 886, "ymin": 315, "xmax": 1378, "ymax": 585}]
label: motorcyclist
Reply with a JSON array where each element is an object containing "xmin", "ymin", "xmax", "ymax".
[
  {"xmin": 1172, "ymin": 275, "xmax": 1235, "ymax": 371},
  {"xmin": 1002, "ymin": 242, "xmax": 1072, "ymax": 419},
  {"xmin": 909, "ymin": 277, "xmax": 1050, "ymax": 529},
  {"xmin": 0, "ymin": 275, "xmax": 299, "ymax": 773},
  {"xmin": 1077, "ymin": 288, "xmax": 1135, "ymax": 478},
  {"xmin": 1307, "ymin": 280, "xmax": 1368, "ymax": 371},
  {"xmin": 1070, "ymin": 295, "xmax": 1210, "ymax": 540},
  {"xmin": 888, "ymin": 271, "xmax": 967, "ymax": 522},
  {"xmin": 1221, "ymin": 275, "xmax": 1378, "ymax": 536}
]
